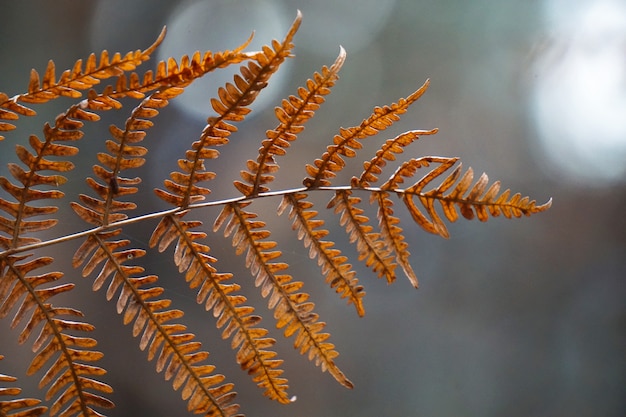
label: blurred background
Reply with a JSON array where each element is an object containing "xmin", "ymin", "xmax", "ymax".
[{"xmin": 1, "ymin": 1, "xmax": 624, "ymax": 416}]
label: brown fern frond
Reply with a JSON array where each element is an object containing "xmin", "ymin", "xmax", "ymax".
[
  {"xmin": 155, "ymin": 11, "xmax": 302, "ymax": 209},
  {"xmin": 110, "ymin": 32, "xmax": 257, "ymax": 102},
  {"xmin": 370, "ymin": 190, "xmax": 419, "ymax": 287},
  {"xmin": 142, "ymin": 13, "xmax": 306, "ymax": 403},
  {"xmin": 384, "ymin": 157, "xmax": 552, "ymax": 238},
  {"xmin": 71, "ymin": 87, "xmax": 183, "ymax": 227},
  {"xmin": 353, "ymin": 128, "xmax": 438, "ymax": 188},
  {"xmin": 0, "ymin": 28, "xmax": 165, "ymax": 141},
  {"xmin": 0, "ymin": 86, "xmax": 125, "ymax": 416},
  {"xmin": 303, "ymin": 79, "xmax": 431, "ymax": 188},
  {"xmin": 0, "ymin": 255, "xmax": 113, "ymax": 416},
  {"xmin": 0, "ymin": 89, "xmax": 124, "ymax": 253},
  {"xmin": 214, "ymin": 202, "xmax": 353, "ymax": 389},
  {"xmin": 0, "ymin": 354, "xmax": 48, "ymax": 416},
  {"xmin": 277, "ymin": 193, "xmax": 366, "ymax": 318},
  {"xmin": 23, "ymin": 27, "xmax": 166, "ymax": 105},
  {"xmin": 327, "ymin": 190, "xmax": 397, "ymax": 284},
  {"xmin": 347, "ymin": 131, "xmax": 436, "ymax": 288},
  {"xmin": 73, "ymin": 231, "xmax": 240, "ymax": 417},
  {"xmin": 0, "ymin": 12, "xmax": 554, "ymax": 416},
  {"xmin": 150, "ymin": 211, "xmax": 290, "ymax": 404},
  {"xmin": 234, "ymin": 46, "xmax": 346, "ymax": 197}
]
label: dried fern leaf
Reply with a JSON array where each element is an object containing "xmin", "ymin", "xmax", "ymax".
[
  {"xmin": 0, "ymin": 11, "xmax": 554, "ymax": 417},
  {"xmin": 277, "ymin": 193, "xmax": 366, "ymax": 318},
  {"xmin": 0, "ymin": 89, "xmax": 125, "ymax": 252},
  {"xmin": 0, "ymin": 91, "xmax": 126, "ymax": 416},
  {"xmin": 353, "ymin": 128, "xmax": 438, "ymax": 188},
  {"xmin": 73, "ymin": 230, "xmax": 240, "ymax": 417},
  {"xmin": 111, "ymin": 31, "xmax": 258, "ymax": 103},
  {"xmin": 371, "ymin": 191, "xmax": 419, "ymax": 287},
  {"xmin": 0, "ymin": 354, "xmax": 48, "ymax": 417},
  {"xmin": 327, "ymin": 190, "xmax": 397, "ymax": 284},
  {"xmin": 146, "ymin": 15, "xmax": 305, "ymax": 402},
  {"xmin": 0, "ymin": 28, "xmax": 165, "ymax": 142},
  {"xmin": 384, "ymin": 157, "xmax": 552, "ymax": 238},
  {"xmin": 234, "ymin": 46, "xmax": 346, "ymax": 197},
  {"xmin": 71, "ymin": 87, "xmax": 183, "ymax": 227},
  {"xmin": 0, "ymin": 255, "xmax": 113, "ymax": 416},
  {"xmin": 24, "ymin": 27, "xmax": 166, "ymax": 105},
  {"xmin": 150, "ymin": 211, "xmax": 290, "ymax": 404},
  {"xmin": 215, "ymin": 202, "xmax": 353, "ymax": 389},
  {"xmin": 155, "ymin": 11, "xmax": 302, "ymax": 209},
  {"xmin": 304, "ymin": 79, "xmax": 431, "ymax": 188}
]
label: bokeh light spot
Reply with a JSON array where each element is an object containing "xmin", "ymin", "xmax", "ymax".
[
  {"xmin": 530, "ymin": 0, "xmax": 626, "ymax": 186},
  {"xmin": 296, "ymin": 0, "xmax": 396, "ymax": 55}
]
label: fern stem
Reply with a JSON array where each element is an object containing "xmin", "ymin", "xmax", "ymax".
[{"xmin": 1, "ymin": 184, "xmax": 551, "ymax": 258}]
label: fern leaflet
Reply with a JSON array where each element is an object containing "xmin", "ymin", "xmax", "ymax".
[{"xmin": 0, "ymin": 354, "xmax": 48, "ymax": 416}]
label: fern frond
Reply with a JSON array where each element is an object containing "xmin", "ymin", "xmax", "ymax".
[
  {"xmin": 0, "ymin": 88, "xmax": 124, "ymax": 254},
  {"xmin": 370, "ymin": 191, "xmax": 419, "ymax": 288},
  {"xmin": 0, "ymin": 82, "xmax": 124, "ymax": 416},
  {"xmin": 327, "ymin": 190, "xmax": 396, "ymax": 284},
  {"xmin": 0, "ymin": 255, "xmax": 113, "ymax": 417},
  {"xmin": 25, "ymin": 27, "xmax": 165, "ymax": 105},
  {"xmin": 0, "ymin": 12, "xmax": 554, "ymax": 416},
  {"xmin": 145, "ymin": 14, "xmax": 306, "ymax": 403},
  {"xmin": 277, "ymin": 193, "xmax": 365, "ymax": 318},
  {"xmin": 155, "ymin": 11, "xmax": 302, "ymax": 209},
  {"xmin": 0, "ymin": 354, "xmax": 48, "ymax": 417},
  {"xmin": 0, "ymin": 27, "xmax": 166, "ymax": 141},
  {"xmin": 150, "ymin": 211, "xmax": 290, "ymax": 404},
  {"xmin": 73, "ymin": 231, "xmax": 240, "ymax": 417},
  {"xmin": 234, "ymin": 46, "xmax": 346, "ymax": 197},
  {"xmin": 304, "ymin": 79, "xmax": 431, "ymax": 188},
  {"xmin": 71, "ymin": 87, "xmax": 183, "ymax": 227},
  {"xmin": 214, "ymin": 202, "xmax": 353, "ymax": 389},
  {"xmin": 353, "ymin": 128, "xmax": 438, "ymax": 188},
  {"xmin": 370, "ymin": 191, "xmax": 419, "ymax": 287},
  {"xmin": 110, "ymin": 31, "xmax": 257, "ymax": 102},
  {"xmin": 0, "ymin": 25, "xmax": 256, "ymax": 142},
  {"xmin": 386, "ymin": 157, "xmax": 552, "ymax": 238},
  {"xmin": 68, "ymin": 81, "xmax": 242, "ymax": 414}
]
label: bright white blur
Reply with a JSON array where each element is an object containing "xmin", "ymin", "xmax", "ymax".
[{"xmin": 530, "ymin": 0, "xmax": 626, "ymax": 186}]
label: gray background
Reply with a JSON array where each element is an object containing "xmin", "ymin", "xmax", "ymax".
[{"xmin": 1, "ymin": 1, "xmax": 624, "ymax": 416}]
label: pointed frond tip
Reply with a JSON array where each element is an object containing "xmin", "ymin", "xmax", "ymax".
[
  {"xmin": 215, "ymin": 202, "xmax": 354, "ymax": 389},
  {"xmin": 304, "ymin": 79, "xmax": 431, "ymax": 188},
  {"xmin": 24, "ymin": 26, "xmax": 166, "ymax": 104},
  {"xmin": 0, "ymin": 26, "xmax": 166, "ymax": 140},
  {"xmin": 156, "ymin": 9, "xmax": 303, "ymax": 209},
  {"xmin": 382, "ymin": 156, "xmax": 552, "ymax": 238},
  {"xmin": 150, "ymin": 211, "xmax": 291, "ymax": 404},
  {"xmin": 235, "ymin": 45, "xmax": 347, "ymax": 197}
]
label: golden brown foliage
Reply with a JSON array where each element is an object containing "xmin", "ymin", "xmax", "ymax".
[{"xmin": 0, "ymin": 11, "xmax": 550, "ymax": 417}]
